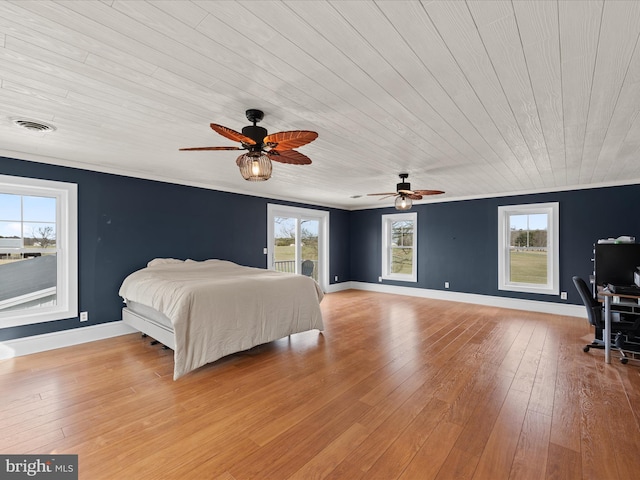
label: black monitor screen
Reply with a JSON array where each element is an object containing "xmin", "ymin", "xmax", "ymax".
[{"xmin": 595, "ymin": 243, "xmax": 640, "ymax": 286}]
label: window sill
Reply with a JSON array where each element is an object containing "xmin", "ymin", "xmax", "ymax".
[
  {"xmin": 382, "ymin": 276, "xmax": 417, "ymax": 283},
  {"xmin": 499, "ymin": 284, "xmax": 559, "ymax": 296}
]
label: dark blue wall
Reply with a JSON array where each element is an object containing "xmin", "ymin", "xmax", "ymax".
[
  {"xmin": 0, "ymin": 156, "xmax": 349, "ymax": 341},
  {"xmin": 350, "ymin": 185, "xmax": 640, "ymax": 304},
  {"xmin": 4, "ymin": 153, "xmax": 640, "ymax": 343}
]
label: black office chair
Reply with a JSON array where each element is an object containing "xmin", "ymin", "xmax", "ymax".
[
  {"xmin": 572, "ymin": 276, "xmax": 640, "ymax": 364},
  {"xmin": 301, "ymin": 260, "xmax": 314, "ymax": 277}
]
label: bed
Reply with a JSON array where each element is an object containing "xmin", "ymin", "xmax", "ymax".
[{"xmin": 118, "ymin": 258, "xmax": 324, "ymax": 379}]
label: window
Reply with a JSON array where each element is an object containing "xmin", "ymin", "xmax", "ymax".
[
  {"xmin": 0, "ymin": 175, "xmax": 77, "ymax": 327},
  {"xmin": 498, "ymin": 202, "xmax": 559, "ymax": 295},
  {"xmin": 382, "ymin": 212, "xmax": 417, "ymax": 282}
]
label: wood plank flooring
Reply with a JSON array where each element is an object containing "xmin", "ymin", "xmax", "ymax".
[{"xmin": 2, "ymin": 290, "xmax": 640, "ymax": 479}]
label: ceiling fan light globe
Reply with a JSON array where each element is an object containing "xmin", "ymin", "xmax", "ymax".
[
  {"xmin": 237, "ymin": 153, "xmax": 272, "ymax": 181},
  {"xmin": 395, "ymin": 195, "xmax": 412, "ymax": 210}
]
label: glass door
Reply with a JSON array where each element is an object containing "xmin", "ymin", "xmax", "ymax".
[
  {"xmin": 300, "ymin": 217, "xmax": 319, "ymax": 281},
  {"xmin": 267, "ymin": 205, "xmax": 328, "ymax": 290},
  {"xmin": 273, "ymin": 216, "xmax": 298, "ymax": 275},
  {"xmin": 272, "ymin": 216, "xmax": 319, "ymax": 280}
]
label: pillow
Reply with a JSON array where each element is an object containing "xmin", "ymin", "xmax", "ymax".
[
  {"xmin": 204, "ymin": 259, "xmax": 236, "ymax": 265},
  {"xmin": 147, "ymin": 258, "xmax": 184, "ymax": 267},
  {"xmin": 185, "ymin": 259, "xmax": 231, "ymax": 264}
]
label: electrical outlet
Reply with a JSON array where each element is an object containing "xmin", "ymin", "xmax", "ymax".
[
  {"xmin": 263, "ymin": 247, "xmax": 268, "ymax": 254},
  {"xmin": 378, "ymin": 276, "xmax": 382, "ymax": 282},
  {"xmin": 80, "ymin": 311, "xmax": 89, "ymax": 322},
  {"xmin": 445, "ymin": 282, "xmax": 450, "ymax": 289},
  {"xmin": 560, "ymin": 291, "xmax": 567, "ymax": 300},
  {"xmin": 334, "ymin": 275, "xmax": 338, "ymax": 282}
]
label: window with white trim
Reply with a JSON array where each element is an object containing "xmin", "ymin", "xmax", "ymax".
[
  {"xmin": 0, "ymin": 175, "xmax": 77, "ymax": 327},
  {"xmin": 498, "ymin": 202, "xmax": 559, "ymax": 295},
  {"xmin": 382, "ymin": 212, "xmax": 417, "ymax": 282}
]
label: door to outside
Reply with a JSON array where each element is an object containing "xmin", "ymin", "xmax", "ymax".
[{"xmin": 267, "ymin": 204, "xmax": 328, "ymax": 290}]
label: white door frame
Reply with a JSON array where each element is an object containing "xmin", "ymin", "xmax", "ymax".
[{"xmin": 266, "ymin": 204, "xmax": 329, "ymax": 291}]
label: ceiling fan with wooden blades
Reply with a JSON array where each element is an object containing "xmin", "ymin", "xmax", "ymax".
[
  {"xmin": 368, "ymin": 173, "xmax": 444, "ymax": 210},
  {"xmin": 180, "ymin": 109, "xmax": 318, "ymax": 181}
]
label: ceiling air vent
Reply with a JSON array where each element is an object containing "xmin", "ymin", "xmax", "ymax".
[{"xmin": 12, "ymin": 118, "xmax": 56, "ymax": 132}]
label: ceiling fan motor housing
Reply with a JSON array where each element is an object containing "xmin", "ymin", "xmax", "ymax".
[
  {"xmin": 242, "ymin": 125, "xmax": 268, "ymax": 146},
  {"xmin": 397, "ymin": 181, "xmax": 411, "ymax": 192}
]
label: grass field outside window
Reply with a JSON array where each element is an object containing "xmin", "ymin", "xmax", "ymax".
[{"xmin": 509, "ymin": 250, "xmax": 547, "ymax": 284}]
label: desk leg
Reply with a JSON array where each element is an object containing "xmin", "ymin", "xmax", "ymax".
[{"xmin": 604, "ymin": 295, "xmax": 611, "ymax": 364}]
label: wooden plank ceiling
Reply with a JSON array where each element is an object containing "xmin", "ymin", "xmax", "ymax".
[{"xmin": 1, "ymin": 0, "xmax": 639, "ymax": 209}]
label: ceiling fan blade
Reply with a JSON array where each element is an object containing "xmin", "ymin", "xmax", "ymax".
[
  {"xmin": 367, "ymin": 192, "xmax": 398, "ymax": 196},
  {"xmin": 210, "ymin": 123, "xmax": 256, "ymax": 145},
  {"xmin": 412, "ymin": 189, "xmax": 445, "ymax": 196},
  {"xmin": 179, "ymin": 146, "xmax": 243, "ymax": 151},
  {"xmin": 264, "ymin": 130, "xmax": 318, "ymax": 150},
  {"xmin": 267, "ymin": 149, "xmax": 312, "ymax": 165},
  {"xmin": 407, "ymin": 194, "xmax": 423, "ymax": 200}
]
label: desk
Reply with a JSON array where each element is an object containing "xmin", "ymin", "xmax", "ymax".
[{"xmin": 599, "ymin": 291, "xmax": 640, "ymax": 363}]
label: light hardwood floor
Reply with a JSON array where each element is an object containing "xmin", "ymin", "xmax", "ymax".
[{"xmin": 2, "ymin": 290, "xmax": 640, "ymax": 479}]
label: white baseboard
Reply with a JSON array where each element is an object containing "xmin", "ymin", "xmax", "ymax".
[
  {"xmin": 0, "ymin": 321, "xmax": 136, "ymax": 360},
  {"xmin": 325, "ymin": 282, "xmax": 354, "ymax": 294},
  {"xmin": 339, "ymin": 281, "xmax": 586, "ymax": 318}
]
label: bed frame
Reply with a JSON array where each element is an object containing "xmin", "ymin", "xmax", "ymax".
[{"xmin": 122, "ymin": 307, "xmax": 176, "ymax": 350}]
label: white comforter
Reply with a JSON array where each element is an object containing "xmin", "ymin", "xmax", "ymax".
[{"xmin": 119, "ymin": 259, "xmax": 324, "ymax": 379}]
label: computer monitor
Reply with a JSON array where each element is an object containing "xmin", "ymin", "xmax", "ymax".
[{"xmin": 595, "ymin": 243, "xmax": 640, "ymax": 287}]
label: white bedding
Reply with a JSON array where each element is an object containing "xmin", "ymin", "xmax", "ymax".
[{"xmin": 119, "ymin": 259, "xmax": 324, "ymax": 379}]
